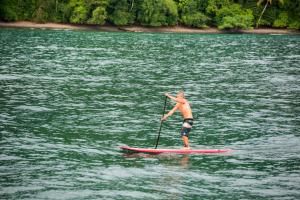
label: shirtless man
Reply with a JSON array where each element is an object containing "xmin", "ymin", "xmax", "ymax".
[{"xmin": 162, "ymin": 91, "xmax": 193, "ymax": 149}]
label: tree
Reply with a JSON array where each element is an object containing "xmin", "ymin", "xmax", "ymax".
[
  {"xmin": 108, "ymin": 0, "xmax": 135, "ymax": 25},
  {"xmin": 0, "ymin": 0, "xmax": 298, "ymax": 29},
  {"xmin": 137, "ymin": 0, "xmax": 178, "ymax": 26},
  {"xmin": 87, "ymin": 6, "xmax": 107, "ymax": 24},
  {"xmin": 85, "ymin": 0, "xmax": 109, "ymax": 25},
  {"xmin": 284, "ymin": 0, "xmax": 300, "ymax": 29},
  {"xmin": 56, "ymin": 1, "xmax": 72, "ymax": 23},
  {"xmin": 69, "ymin": 0, "xmax": 88, "ymax": 24},
  {"xmin": 273, "ymin": 11, "xmax": 288, "ymax": 27},
  {"xmin": 68, "ymin": 0, "xmax": 109, "ymax": 24},
  {"xmin": 0, "ymin": 0, "xmax": 19, "ymax": 21},
  {"xmin": 178, "ymin": 0, "xmax": 210, "ymax": 28},
  {"xmin": 206, "ymin": 0, "xmax": 231, "ymax": 26},
  {"xmin": 0, "ymin": 0, "xmax": 37, "ymax": 21},
  {"xmin": 181, "ymin": 12, "xmax": 210, "ymax": 28},
  {"xmin": 256, "ymin": 0, "xmax": 284, "ymax": 28},
  {"xmin": 32, "ymin": 0, "xmax": 56, "ymax": 23},
  {"xmin": 216, "ymin": 3, "xmax": 254, "ymax": 30}
]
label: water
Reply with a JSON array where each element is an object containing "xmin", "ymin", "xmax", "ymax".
[{"xmin": 0, "ymin": 28, "xmax": 300, "ymax": 199}]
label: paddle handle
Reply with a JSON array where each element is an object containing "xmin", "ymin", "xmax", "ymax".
[{"xmin": 155, "ymin": 96, "xmax": 168, "ymax": 149}]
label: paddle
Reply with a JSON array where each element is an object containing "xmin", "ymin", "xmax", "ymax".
[{"xmin": 155, "ymin": 96, "xmax": 168, "ymax": 149}]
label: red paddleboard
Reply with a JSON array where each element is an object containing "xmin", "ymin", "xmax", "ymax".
[{"xmin": 120, "ymin": 146, "xmax": 231, "ymax": 154}]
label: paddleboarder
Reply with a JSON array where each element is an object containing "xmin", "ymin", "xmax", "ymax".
[{"xmin": 162, "ymin": 91, "xmax": 193, "ymax": 149}]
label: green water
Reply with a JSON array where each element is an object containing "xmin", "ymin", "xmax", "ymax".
[{"xmin": 0, "ymin": 28, "xmax": 300, "ymax": 199}]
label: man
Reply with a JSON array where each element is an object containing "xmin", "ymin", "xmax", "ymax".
[{"xmin": 162, "ymin": 91, "xmax": 193, "ymax": 149}]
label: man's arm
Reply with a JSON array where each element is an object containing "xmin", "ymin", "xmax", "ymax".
[
  {"xmin": 162, "ymin": 104, "xmax": 179, "ymax": 121},
  {"xmin": 165, "ymin": 93, "xmax": 186, "ymax": 104}
]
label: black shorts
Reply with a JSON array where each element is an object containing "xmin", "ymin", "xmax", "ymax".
[{"xmin": 180, "ymin": 118, "xmax": 193, "ymax": 137}]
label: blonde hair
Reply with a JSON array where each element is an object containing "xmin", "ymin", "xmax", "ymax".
[{"xmin": 177, "ymin": 90, "xmax": 185, "ymax": 97}]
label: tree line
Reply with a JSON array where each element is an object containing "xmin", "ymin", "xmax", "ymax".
[{"xmin": 0, "ymin": 0, "xmax": 299, "ymax": 29}]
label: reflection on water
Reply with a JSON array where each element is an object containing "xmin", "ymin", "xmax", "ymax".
[
  {"xmin": 123, "ymin": 153, "xmax": 190, "ymax": 168},
  {"xmin": 0, "ymin": 28, "xmax": 300, "ymax": 199}
]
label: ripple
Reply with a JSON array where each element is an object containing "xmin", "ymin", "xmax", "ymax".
[{"xmin": 1, "ymin": 28, "xmax": 300, "ymax": 199}]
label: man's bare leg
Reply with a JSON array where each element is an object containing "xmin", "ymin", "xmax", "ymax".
[{"xmin": 182, "ymin": 136, "xmax": 190, "ymax": 149}]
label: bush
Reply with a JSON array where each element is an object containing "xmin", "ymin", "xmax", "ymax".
[
  {"xmin": 0, "ymin": 0, "xmax": 18, "ymax": 21},
  {"xmin": 32, "ymin": 7, "xmax": 49, "ymax": 23},
  {"xmin": 288, "ymin": 20, "xmax": 300, "ymax": 29},
  {"xmin": 57, "ymin": 3, "xmax": 72, "ymax": 23},
  {"xmin": 138, "ymin": 0, "xmax": 178, "ymax": 26},
  {"xmin": 108, "ymin": 0, "xmax": 135, "ymax": 26},
  {"xmin": 256, "ymin": 6, "xmax": 277, "ymax": 27},
  {"xmin": 218, "ymin": 15, "xmax": 253, "ymax": 30},
  {"xmin": 206, "ymin": 0, "xmax": 230, "ymax": 15},
  {"xmin": 178, "ymin": 0, "xmax": 210, "ymax": 28},
  {"xmin": 163, "ymin": 0, "xmax": 178, "ymax": 26},
  {"xmin": 87, "ymin": 6, "xmax": 107, "ymax": 25},
  {"xmin": 0, "ymin": 6, "xmax": 18, "ymax": 21},
  {"xmin": 110, "ymin": 10, "xmax": 134, "ymax": 26},
  {"xmin": 70, "ymin": 5, "xmax": 88, "ymax": 24},
  {"xmin": 216, "ymin": 3, "xmax": 254, "ymax": 30},
  {"xmin": 273, "ymin": 12, "xmax": 288, "ymax": 28},
  {"xmin": 181, "ymin": 12, "xmax": 210, "ymax": 28},
  {"xmin": 284, "ymin": 0, "xmax": 300, "ymax": 29},
  {"xmin": 206, "ymin": 0, "xmax": 230, "ymax": 25}
]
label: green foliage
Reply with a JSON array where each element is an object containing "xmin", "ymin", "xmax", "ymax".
[
  {"xmin": 56, "ymin": 2, "xmax": 72, "ymax": 23},
  {"xmin": 85, "ymin": 0, "xmax": 109, "ymax": 15},
  {"xmin": 110, "ymin": 10, "xmax": 134, "ymax": 25},
  {"xmin": 0, "ymin": 0, "xmax": 298, "ymax": 29},
  {"xmin": 178, "ymin": 0, "xmax": 198, "ymax": 14},
  {"xmin": 206, "ymin": 0, "xmax": 230, "ymax": 16},
  {"xmin": 33, "ymin": 7, "xmax": 49, "ymax": 23},
  {"xmin": 0, "ymin": 0, "xmax": 37, "ymax": 21},
  {"xmin": 86, "ymin": 0, "xmax": 109, "ymax": 8},
  {"xmin": 273, "ymin": 12, "xmax": 288, "ymax": 27},
  {"xmin": 0, "ymin": 0, "xmax": 18, "ymax": 21},
  {"xmin": 288, "ymin": 21, "xmax": 300, "ymax": 29},
  {"xmin": 258, "ymin": 6, "xmax": 277, "ymax": 26},
  {"xmin": 137, "ymin": 0, "xmax": 178, "ymax": 26},
  {"xmin": 108, "ymin": 0, "xmax": 135, "ymax": 25},
  {"xmin": 181, "ymin": 12, "xmax": 210, "ymax": 28},
  {"xmin": 87, "ymin": 6, "xmax": 107, "ymax": 25},
  {"xmin": 32, "ymin": 0, "xmax": 56, "ymax": 23},
  {"xmin": 241, "ymin": 0, "xmax": 262, "ymax": 20},
  {"xmin": 70, "ymin": 5, "xmax": 88, "ymax": 24},
  {"xmin": 68, "ymin": 0, "xmax": 109, "ymax": 24},
  {"xmin": 255, "ymin": 0, "xmax": 286, "ymax": 28},
  {"xmin": 216, "ymin": 4, "xmax": 254, "ymax": 29},
  {"xmin": 178, "ymin": 0, "xmax": 210, "ymax": 28},
  {"xmin": 284, "ymin": 0, "xmax": 300, "ymax": 29},
  {"xmin": 206, "ymin": 0, "xmax": 231, "ymax": 26},
  {"xmin": 85, "ymin": 0, "xmax": 109, "ymax": 25},
  {"xmin": 218, "ymin": 14, "xmax": 254, "ymax": 29}
]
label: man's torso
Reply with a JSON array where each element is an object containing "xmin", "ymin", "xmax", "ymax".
[{"xmin": 177, "ymin": 99, "xmax": 193, "ymax": 119}]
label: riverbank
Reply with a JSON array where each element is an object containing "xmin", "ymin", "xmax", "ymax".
[{"xmin": 1, "ymin": 21, "xmax": 299, "ymax": 35}]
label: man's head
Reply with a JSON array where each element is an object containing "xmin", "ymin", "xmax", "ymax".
[{"xmin": 177, "ymin": 90, "xmax": 185, "ymax": 98}]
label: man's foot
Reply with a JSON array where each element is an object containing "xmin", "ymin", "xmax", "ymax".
[{"xmin": 182, "ymin": 146, "xmax": 190, "ymax": 150}]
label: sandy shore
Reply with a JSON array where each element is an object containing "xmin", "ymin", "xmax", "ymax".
[
  {"xmin": 0, "ymin": 21, "xmax": 120, "ymax": 32},
  {"xmin": 1, "ymin": 21, "xmax": 299, "ymax": 35},
  {"xmin": 120, "ymin": 25, "xmax": 300, "ymax": 34}
]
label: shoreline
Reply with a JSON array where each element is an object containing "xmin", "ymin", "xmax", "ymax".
[{"xmin": 1, "ymin": 21, "xmax": 299, "ymax": 35}]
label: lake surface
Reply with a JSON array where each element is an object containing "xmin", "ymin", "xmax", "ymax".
[{"xmin": 0, "ymin": 28, "xmax": 300, "ymax": 199}]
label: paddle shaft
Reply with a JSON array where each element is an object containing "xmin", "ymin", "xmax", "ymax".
[{"xmin": 155, "ymin": 96, "xmax": 168, "ymax": 149}]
